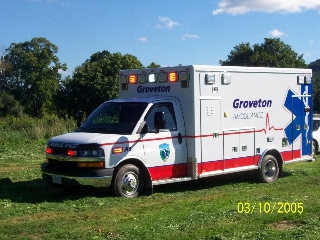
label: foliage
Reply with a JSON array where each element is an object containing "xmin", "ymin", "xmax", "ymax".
[
  {"xmin": 309, "ymin": 59, "xmax": 320, "ymax": 113},
  {"xmin": 2, "ymin": 37, "xmax": 66, "ymax": 117},
  {"xmin": 309, "ymin": 59, "xmax": 320, "ymax": 72},
  {"xmin": 0, "ymin": 115, "xmax": 76, "ymax": 145},
  {"xmin": 0, "ymin": 91, "xmax": 23, "ymax": 117},
  {"xmin": 220, "ymin": 38, "xmax": 307, "ymax": 68},
  {"xmin": 147, "ymin": 62, "xmax": 161, "ymax": 68},
  {"xmin": 56, "ymin": 51, "xmax": 143, "ymax": 117},
  {"xmin": 219, "ymin": 42, "xmax": 253, "ymax": 66}
]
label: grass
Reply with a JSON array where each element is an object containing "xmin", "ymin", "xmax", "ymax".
[{"xmin": 0, "ymin": 117, "xmax": 320, "ymax": 239}]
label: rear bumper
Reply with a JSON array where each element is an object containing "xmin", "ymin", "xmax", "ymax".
[{"xmin": 41, "ymin": 163, "xmax": 114, "ymax": 188}]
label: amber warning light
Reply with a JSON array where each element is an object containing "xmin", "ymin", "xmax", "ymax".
[
  {"xmin": 169, "ymin": 72, "xmax": 178, "ymax": 82},
  {"xmin": 129, "ymin": 74, "xmax": 137, "ymax": 84}
]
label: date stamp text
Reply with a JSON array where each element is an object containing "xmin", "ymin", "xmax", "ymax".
[{"xmin": 237, "ymin": 202, "xmax": 303, "ymax": 214}]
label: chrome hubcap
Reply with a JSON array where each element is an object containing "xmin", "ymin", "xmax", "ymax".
[
  {"xmin": 264, "ymin": 160, "xmax": 276, "ymax": 178},
  {"xmin": 121, "ymin": 171, "xmax": 139, "ymax": 195}
]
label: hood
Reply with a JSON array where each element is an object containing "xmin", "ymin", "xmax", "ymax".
[{"xmin": 48, "ymin": 132, "xmax": 129, "ymax": 148}]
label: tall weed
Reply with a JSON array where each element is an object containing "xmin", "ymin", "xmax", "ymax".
[{"xmin": 0, "ymin": 115, "xmax": 76, "ymax": 147}]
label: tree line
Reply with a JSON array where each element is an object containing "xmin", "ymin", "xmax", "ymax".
[{"xmin": 0, "ymin": 37, "xmax": 319, "ymax": 118}]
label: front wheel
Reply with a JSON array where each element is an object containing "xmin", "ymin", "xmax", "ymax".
[
  {"xmin": 259, "ymin": 155, "xmax": 279, "ymax": 183},
  {"xmin": 112, "ymin": 164, "xmax": 144, "ymax": 198}
]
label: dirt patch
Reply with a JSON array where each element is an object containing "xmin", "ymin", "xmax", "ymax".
[{"xmin": 270, "ymin": 220, "xmax": 297, "ymax": 230}]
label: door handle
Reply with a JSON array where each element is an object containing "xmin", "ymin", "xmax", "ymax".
[{"xmin": 178, "ymin": 133, "xmax": 182, "ymax": 144}]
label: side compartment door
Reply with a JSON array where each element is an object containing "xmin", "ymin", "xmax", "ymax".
[
  {"xmin": 223, "ymin": 128, "xmax": 255, "ymax": 169},
  {"xmin": 142, "ymin": 101, "xmax": 187, "ymax": 180},
  {"xmin": 200, "ymin": 99, "xmax": 223, "ymax": 173}
]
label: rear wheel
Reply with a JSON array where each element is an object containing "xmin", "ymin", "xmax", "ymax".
[
  {"xmin": 112, "ymin": 164, "xmax": 144, "ymax": 198},
  {"xmin": 312, "ymin": 140, "xmax": 317, "ymax": 156},
  {"xmin": 259, "ymin": 155, "xmax": 279, "ymax": 183}
]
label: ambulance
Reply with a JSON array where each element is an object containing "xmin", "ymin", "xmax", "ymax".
[{"xmin": 41, "ymin": 65, "xmax": 314, "ymax": 198}]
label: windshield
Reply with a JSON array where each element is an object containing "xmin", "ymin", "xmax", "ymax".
[{"xmin": 77, "ymin": 102, "xmax": 148, "ymax": 134}]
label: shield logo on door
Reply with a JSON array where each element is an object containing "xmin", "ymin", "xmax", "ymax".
[{"xmin": 159, "ymin": 143, "xmax": 170, "ymax": 162}]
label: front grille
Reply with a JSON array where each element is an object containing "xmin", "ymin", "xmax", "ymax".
[
  {"xmin": 51, "ymin": 148, "xmax": 68, "ymax": 155},
  {"xmin": 48, "ymin": 159, "xmax": 78, "ymax": 170}
]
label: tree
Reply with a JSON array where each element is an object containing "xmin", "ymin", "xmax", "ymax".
[
  {"xmin": 220, "ymin": 38, "xmax": 307, "ymax": 68},
  {"xmin": 0, "ymin": 91, "xmax": 23, "ymax": 117},
  {"xmin": 309, "ymin": 59, "xmax": 320, "ymax": 72},
  {"xmin": 58, "ymin": 51, "xmax": 143, "ymax": 117},
  {"xmin": 147, "ymin": 62, "xmax": 161, "ymax": 68},
  {"xmin": 309, "ymin": 59, "xmax": 320, "ymax": 113},
  {"xmin": 219, "ymin": 42, "xmax": 253, "ymax": 66},
  {"xmin": 3, "ymin": 37, "xmax": 66, "ymax": 117},
  {"xmin": 0, "ymin": 46, "xmax": 12, "ymax": 91}
]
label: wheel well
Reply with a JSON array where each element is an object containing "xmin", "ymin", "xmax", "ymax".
[
  {"xmin": 114, "ymin": 158, "xmax": 153, "ymax": 195},
  {"xmin": 261, "ymin": 149, "xmax": 283, "ymax": 177}
]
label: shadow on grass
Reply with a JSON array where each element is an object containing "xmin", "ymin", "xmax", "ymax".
[
  {"xmin": 153, "ymin": 170, "xmax": 259, "ymax": 195},
  {"xmin": 0, "ymin": 177, "xmax": 112, "ymax": 204},
  {"xmin": 0, "ymin": 170, "xmax": 293, "ymax": 203},
  {"xmin": 153, "ymin": 168, "xmax": 294, "ymax": 195}
]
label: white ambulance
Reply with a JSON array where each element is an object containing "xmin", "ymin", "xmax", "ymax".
[{"xmin": 41, "ymin": 65, "xmax": 313, "ymax": 198}]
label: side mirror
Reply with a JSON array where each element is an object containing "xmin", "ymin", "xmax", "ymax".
[
  {"xmin": 154, "ymin": 112, "xmax": 166, "ymax": 132},
  {"xmin": 76, "ymin": 111, "xmax": 83, "ymax": 128}
]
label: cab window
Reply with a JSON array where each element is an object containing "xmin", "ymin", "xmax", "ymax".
[{"xmin": 145, "ymin": 103, "xmax": 177, "ymax": 132}]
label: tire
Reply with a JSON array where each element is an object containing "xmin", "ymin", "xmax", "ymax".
[
  {"xmin": 312, "ymin": 140, "xmax": 317, "ymax": 155},
  {"xmin": 112, "ymin": 164, "xmax": 144, "ymax": 198},
  {"xmin": 259, "ymin": 155, "xmax": 279, "ymax": 183}
]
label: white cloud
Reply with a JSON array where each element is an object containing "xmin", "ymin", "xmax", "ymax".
[
  {"xmin": 59, "ymin": 68, "xmax": 72, "ymax": 78},
  {"xmin": 212, "ymin": 0, "xmax": 320, "ymax": 15},
  {"xmin": 309, "ymin": 40, "xmax": 314, "ymax": 44},
  {"xmin": 182, "ymin": 34, "xmax": 200, "ymax": 40},
  {"xmin": 156, "ymin": 16, "xmax": 180, "ymax": 29},
  {"xmin": 269, "ymin": 29, "xmax": 286, "ymax": 37},
  {"xmin": 139, "ymin": 37, "xmax": 147, "ymax": 42}
]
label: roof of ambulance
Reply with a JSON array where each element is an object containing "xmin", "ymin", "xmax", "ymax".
[
  {"xmin": 120, "ymin": 65, "xmax": 311, "ymax": 73},
  {"xmin": 106, "ymin": 96, "xmax": 177, "ymax": 104}
]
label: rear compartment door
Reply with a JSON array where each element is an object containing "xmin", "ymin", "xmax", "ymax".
[{"xmin": 284, "ymin": 86, "xmax": 312, "ymax": 158}]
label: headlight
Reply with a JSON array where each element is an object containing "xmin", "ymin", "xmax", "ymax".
[{"xmin": 78, "ymin": 149, "xmax": 104, "ymax": 157}]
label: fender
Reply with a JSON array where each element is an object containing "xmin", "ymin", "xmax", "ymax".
[
  {"xmin": 258, "ymin": 147, "xmax": 284, "ymax": 168},
  {"xmin": 114, "ymin": 155, "xmax": 153, "ymax": 195},
  {"xmin": 115, "ymin": 155, "xmax": 146, "ymax": 168}
]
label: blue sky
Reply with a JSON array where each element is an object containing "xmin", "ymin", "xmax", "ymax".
[{"xmin": 1, "ymin": 0, "xmax": 320, "ymax": 77}]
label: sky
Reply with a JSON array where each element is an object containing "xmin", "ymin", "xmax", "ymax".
[{"xmin": 1, "ymin": 0, "xmax": 320, "ymax": 77}]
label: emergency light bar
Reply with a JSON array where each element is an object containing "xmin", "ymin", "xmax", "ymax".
[
  {"xmin": 221, "ymin": 73, "xmax": 231, "ymax": 85},
  {"xmin": 205, "ymin": 74, "xmax": 215, "ymax": 84},
  {"xmin": 149, "ymin": 73, "xmax": 157, "ymax": 83},
  {"xmin": 180, "ymin": 71, "xmax": 189, "ymax": 82},
  {"xmin": 129, "ymin": 74, "xmax": 137, "ymax": 84},
  {"xmin": 304, "ymin": 76, "xmax": 312, "ymax": 84},
  {"xmin": 158, "ymin": 73, "xmax": 167, "ymax": 83},
  {"xmin": 139, "ymin": 74, "xmax": 147, "ymax": 83},
  {"xmin": 119, "ymin": 70, "xmax": 191, "ymax": 89},
  {"xmin": 297, "ymin": 75, "xmax": 312, "ymax": 85},
  {"xmin": 169, "ymin": 72, "xmax": 178, "ymax": 82},
  {"xmin": 120, "ymin": 75, "xmax": 128, "ymax": 84}
]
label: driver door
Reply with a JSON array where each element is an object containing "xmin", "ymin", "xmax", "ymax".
[{"xmin": 142, "ymin": 101, "xmax": 187, "ymax": 181}]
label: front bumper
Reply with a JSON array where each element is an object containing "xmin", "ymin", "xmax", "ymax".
[{"xmin": 41, "ymin": 163, "xmax": 114, "ymax": 188}]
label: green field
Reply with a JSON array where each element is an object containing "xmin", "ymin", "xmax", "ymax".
[{"xmin": 0, "ymin": 123, "xmax": 319, "ymax": 239}]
